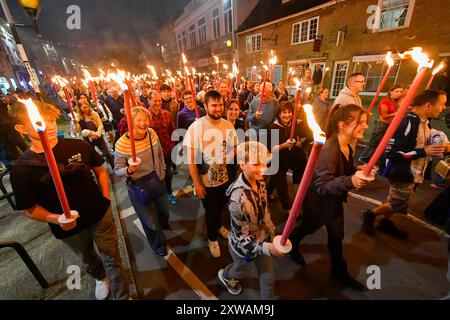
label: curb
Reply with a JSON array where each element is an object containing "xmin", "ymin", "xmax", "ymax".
[{"xmin": 108, "ymin": 169, "xmax": 139, "ymax": 299}]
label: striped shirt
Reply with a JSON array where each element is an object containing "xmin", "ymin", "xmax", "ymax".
[{"xmin": 114, "ymin": 128, "xmax": 166, "ymax": 181}]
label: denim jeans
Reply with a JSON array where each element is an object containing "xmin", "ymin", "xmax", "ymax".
[
  {"xmin": 128, "ymin": 188, "xmax": 169, "ymax": 253},
  {"xmin": 61, "ymin": 208, "xmax": 130, "ymax": 300},
  {"xmin": 223, "ymin": 247, "xmax": 275, "ymax": 300}
]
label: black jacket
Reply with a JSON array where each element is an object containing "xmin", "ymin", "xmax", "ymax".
[
  {"xmin": 384, "ymin": 112, "xmax": 427, "ymax": 183},
  {"xmin": 304, "ymin": 136, "xmax": 355, "ymax": 218}
]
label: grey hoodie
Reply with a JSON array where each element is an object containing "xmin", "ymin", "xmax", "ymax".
[
  {"xmin": 331, "ymin": 86, "xmax": 363, "ymax": 108},
  {"xmin": 226, "ymin": 173, "xmax": 275, "ymax": 259}
]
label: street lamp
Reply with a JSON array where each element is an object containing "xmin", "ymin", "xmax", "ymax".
[{"xmin": 17, "ymin": 0, "xmax": 41, "ymax": 36}]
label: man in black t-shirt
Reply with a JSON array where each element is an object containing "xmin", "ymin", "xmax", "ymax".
[{"xmin": 10, "ymin": 100, "xmax": 130, "ymax": 300}]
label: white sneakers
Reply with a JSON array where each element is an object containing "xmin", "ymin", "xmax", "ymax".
[
  {"xmin": 95, "ymin": 278, "xmax": 110, "ymax": 300},
  {"xmin": 208, "ymin": 227, "xmax": 230, "ymax": 257},
  {"xmin": 208, "ymin": 240, "xmax": 221, "ymax": 258},
  {"xmin": 219, "ymin": 226, "xmax": 230, "ymax": 239}
]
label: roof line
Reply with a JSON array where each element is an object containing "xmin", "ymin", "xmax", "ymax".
[{"xmin": 236, "ymin": 0, "xmax": 339, "ymax": 35}]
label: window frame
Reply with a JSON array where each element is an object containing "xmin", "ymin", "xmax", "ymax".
[
  {"xmin": 352, "ymin": 54, "xmax": 402, "ymax": 96},
  {"xmin": 213, "ymin": 7, "xmax": 221, "ymax": 40},
  {"xmin": 373, "ymin": 0, "xmax": 415, "ymax": 33},
  {"xmin": 198, "ymin": 17, "xmax": 207, "ymax": 45},
  {"xmin": 330, "ymin": 60, "xmax": 350, "ymax": 98},
  {"xmin": 189, "ymin": 24, "xmax": 197, "ymax": 48},
  {"xmin": 224, "ymin": 0, "xmax": 232, "ymax": 34},
  {"xmin": 291, "ymin": 16, "xmax": 320, "ymax": 45},
  {"xmin": 245, "ymin": 33, "xmax": 262, "ymax": 54}
]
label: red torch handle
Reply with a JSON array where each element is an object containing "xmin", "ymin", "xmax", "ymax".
[
  {"xmin": 257, "ymin": 71, "xmax": 269, "ymax": 113},
  {"xmin": 425, "ymin": 75, "xmax": 435, "ymax": 90},
  {"xmin": 63, "ymin": 87, "xmax": 76, "ymax": 121},
  {"xmin": 122, "ymin": 89, "xmax": 137, "ymax": 163},
  {"xmin": 187, "ymin": 75, "xmax": 200, "ymax": 118},
  {"xmin": 280, "ymin": 142, "xmax": 323, "ymax": 245},
  {"xmin": 367, "ymin": 66, "xmax": 393, "ymax": 113},
  {"xmin": 89, "ymin": 81, "xmax": 99, "ymax": 106},
  {"xmin": 38, "ymin": 131, "xmax": 72, "ymax": 219},
  {"xmin": 362, "ymin": 67, "xmax": 430, "ymax": 176},
  {"xmin": 289, "ymin": 90, "xmax": 301, "ymax": 140}
]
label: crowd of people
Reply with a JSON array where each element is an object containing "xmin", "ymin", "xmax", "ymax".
[{"xmin": 1, "ymin": 66, "xmax": 449, "ymax": 300}]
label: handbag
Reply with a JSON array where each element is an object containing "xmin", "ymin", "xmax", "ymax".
[
  {"xmin": 435, "ymin": 156, "xmax": 450, "ymax": 180},
  {"xmin": 127, "ymin": 131, "xmax": 166, "ymax": 205}
]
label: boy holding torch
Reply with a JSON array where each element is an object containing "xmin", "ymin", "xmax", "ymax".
[
  {"xmin": 9, "ymin": 100, "xmax": 130, "ymax": 300},
  {"xmin": 362, "ymin": 90, "xmax": 448, "ymax": 239}
]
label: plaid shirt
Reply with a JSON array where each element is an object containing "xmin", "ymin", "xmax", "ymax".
[{"xmin": 149, "ymin": 108, "xmax": 175, "ymax": 158}]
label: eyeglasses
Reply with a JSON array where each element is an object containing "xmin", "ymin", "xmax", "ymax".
[{"xmin": 353, "ymin": 80, "xmax": 366, "ymax": 83}]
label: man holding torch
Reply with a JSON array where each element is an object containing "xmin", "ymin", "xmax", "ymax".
[
  {"xmin": 9, "ymin": 100, "xmax": 130, "ymax": 300},
  {"xmin": 246, "ymin": 82, "xmax": 279, "ymax": 136}
]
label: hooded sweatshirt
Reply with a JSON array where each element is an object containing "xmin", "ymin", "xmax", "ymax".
[
  {"xmin": 331, "ymin": 86, "xmax": 363, "ymax": 108},
  {"xmin": 226, "ymin": 173, "xmax": 275, "ymax": 259}
]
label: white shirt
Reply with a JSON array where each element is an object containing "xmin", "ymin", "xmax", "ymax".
[{"xmin": 183, "ymin": 117, "xmax": 237, "ymax": 187}]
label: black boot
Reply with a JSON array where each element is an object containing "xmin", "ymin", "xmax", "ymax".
[
  {"xmin": 331, "ymin": 268, "xmax": 365, "ymax": 292},
  {"xmin": 378, "ymin": 218, "xmax": 408, "ymax": 239},
  {"xmin": 362, "ymin": 210, "xmax": 376, "ymax": 235}
]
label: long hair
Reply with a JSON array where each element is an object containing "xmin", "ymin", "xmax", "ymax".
[
  {"xmin": 77, "ymin": 99, "xmax": 92, "ymax": 119},
  {"xmin": 325, "ymin": 104, "xmax": 368, "ymax": 139},
  {"xmin": 386, "ymin": 84, "xmax": 404, "ymax": 101}
]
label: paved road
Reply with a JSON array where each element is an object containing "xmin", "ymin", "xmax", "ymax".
[
  {"xmin": 113, "ymin": 165, "xmax": 450, "ymax": 300},
  {"xmin": 0, "ymin": 154, "xmax": 448, "ymax": 300}
]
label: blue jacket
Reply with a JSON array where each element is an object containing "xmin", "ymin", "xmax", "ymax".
[
  {"xmin": 384, "ymin": 112, "xmax": 428, "ymax": 183},
  {"xmin": 246, "ymin": 97, "xmax": 279, "ymax": 131}
]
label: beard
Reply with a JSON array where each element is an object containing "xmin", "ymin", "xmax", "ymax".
[{"xmin": 208, "ymin": 112, "xmax": 222, "ymax": 120}]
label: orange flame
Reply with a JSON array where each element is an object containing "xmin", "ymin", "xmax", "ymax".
[
  {"xmin": 293, "ymin": 77, "xmax": 302, "ymax": 88},
  {"xmin": 269, "ymin": 55, "xmax": 277, "ymax": 66},
  {"xmin": 223, "ymin": 63, "xmax": 228, "ymax": 70},
  {"xmin": 108, "ymin": 70, "xmax": 128, "ymax": 90},
  {"xmin": 232, "ymin": 62, "xmax": 238, "ymax": 74},
  {"xmin": 303, "ymin": 104, "xmax": 326, "ymax": 144},
  {"xmin": 432, "ymin": 61, "xmax": 446, "ymax": 75},
  {"xmin": 385, "ymin": 51, "xmax": 395, "ymax": 68},
  {"xmin": 18, "ymin": 98, "xmax": 46, "ymax": 132},
  {"xmin": 184, "ymin": 66, "xmax": 190, "ymax": 76},
  {"xmin": 398, "ymin": 47, "xmax": 434, "ymax": 71},
  {"xmin": 213, "ymin": 55, "xmax": 219, "ymax": 64},
  {"xmin": 182, "ymin": 53, "xmax": 187, "ymax": 65},
  {"xmin": 147, "ymin": 65, "xmax": 158, "ymax": 79},
  {"xmin": 263, "ymin": 65, "xmax": 269, "ymax": 71},
  {"xmin": 52, "ymin": 75, "xmax": 68, "ymax": 87}
]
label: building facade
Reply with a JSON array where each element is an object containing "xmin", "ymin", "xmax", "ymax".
[
  {"xmin": 0, "ymin": 20, "xmax": 30, "ymax": 93},
  {"xmin": 236, "ymin": 0, "xmax": 450, "ymax": 98},
  {"xmin": 172, "ymin": 0, "xmax": 258, "ymax": 72}
]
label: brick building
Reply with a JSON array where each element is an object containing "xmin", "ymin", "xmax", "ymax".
[{"xmin": 236, "ymin": 0, "xmax": 450, "ymax": 99}]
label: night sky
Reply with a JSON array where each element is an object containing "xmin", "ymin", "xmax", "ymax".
[{"xmin": 3, "ymin": 0, "xmax": 190, "ymax": 69}]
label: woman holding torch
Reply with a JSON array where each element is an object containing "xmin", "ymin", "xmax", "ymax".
[
  {"xmin": 114, "ymin": 107, "xmax": 170, "ymax": 257},
  {"xmin": 289, "ymin": 104, "xmax": 373, "ymax": 291}
]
